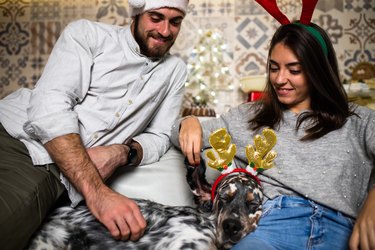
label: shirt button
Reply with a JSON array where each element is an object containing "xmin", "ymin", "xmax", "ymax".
[
  {"xmin": 128, "ymin": 99, "xmax": 133, "ymax": 104},
  {"xmin": 93, "ymin": 133, "xmax": 98, "ymax": 139},
  {"xmin": 115, "ymin": 112, "xmax": 120, "ymax": 118}
]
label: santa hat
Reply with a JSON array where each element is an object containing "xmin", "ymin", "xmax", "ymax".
[{"xmin": 129, "ymin": 0, "xmax": 189, "ymax": 17}]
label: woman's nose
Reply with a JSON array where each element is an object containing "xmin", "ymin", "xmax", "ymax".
[{"xmin": 275, "ymin": 70, "xmax": 287, "ymax": 84}]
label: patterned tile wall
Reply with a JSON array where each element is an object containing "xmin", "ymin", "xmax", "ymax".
[{"xmin": 0, "ymin": 0, "xmax": 374, "ymax": 112}]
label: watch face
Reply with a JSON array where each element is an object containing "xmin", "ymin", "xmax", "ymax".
[{"xmin": 128, "ymin": 148, "xmax": 138, "ymax": 164}]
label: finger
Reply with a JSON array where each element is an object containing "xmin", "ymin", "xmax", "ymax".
[
  {"xmin": 370, "ymin": 227, "xmax": 375, "ymax": 249},
  {"xmin": 359, "ymin": 229, "xmax": 369, "ymax": 250},
  {"xmin": 116, "ymin": 216, "xmax": 131, "ymax": 241},
  {"xmin": 181, "ymin": 136, "xmax": 195, "ymax": 165},
  {"xmin": 105, "ymin": 220, "xmax": 122, "ymax": 240},
  {"xmin": 193, "ymin": 141, "xmax": 202, "ymax": 166},
  {"xmin": 186, "ymin": 148, "xmax": 196, "ymax": 166},
  {"xmin": 121, "ymin": 202, "xmax": 147, "ymax": 241},
  {"xmin": 132, "ymin": 206, "xmax": 147, "ymax": 238},
  {"xmin": 179, "ymin": 134, "xmax": 188, "ymax": 156},
  {"xmin": 349, "ymin": 228, "xmax": 360, "ymax": 250},
  {"xmin": 124, "ymin": 214, "xmax": 143, "ymax": 241}
]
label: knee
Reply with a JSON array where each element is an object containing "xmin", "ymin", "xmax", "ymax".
[
  {"xmin": 0, "ymin": 167, "xmax": 64, "ymax": 249},
  {"xmin": 232, "ymin": 236, "xmax": 276, "ymax": 250}
]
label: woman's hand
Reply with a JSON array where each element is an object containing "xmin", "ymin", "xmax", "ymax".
[
  {"xmin": 349, "ymin": 187, "xmax": 375, "ymax": 250},
  {"xmin": 179, "ymin": 116, "xmax": 202, "ymax": 166}
]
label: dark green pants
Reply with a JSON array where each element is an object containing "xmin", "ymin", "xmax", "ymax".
[{"xmin": 0, "ymin": 123, "xmax": 65, "ymax": 250}]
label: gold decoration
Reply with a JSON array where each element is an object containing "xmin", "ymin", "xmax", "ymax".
[
  {"xmin": 245, "ymin": 128, "xmax": 277, "ymax": 172},
  {"xmin": 206, "ymin": 128, "xmax": 236, "ymax": 170}
]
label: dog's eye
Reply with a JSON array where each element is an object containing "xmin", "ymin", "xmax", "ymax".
[
  {"xmin": 220, "ymin": 193, "xmax": 233, "ymax": 203},
  {"xmin": 246, "ymin": 200, "xmax": 260, "ymax": 212}
]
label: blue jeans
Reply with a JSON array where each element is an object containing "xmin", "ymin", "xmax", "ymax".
[{"xmin": 231, "ymin": 196, "xmax": 354, "ymax": 250}]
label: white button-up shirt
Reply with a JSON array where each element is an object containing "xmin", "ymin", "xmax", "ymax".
[{"xmin": 0, "ymin": 19, "xmax": 187, "ymax": 166}]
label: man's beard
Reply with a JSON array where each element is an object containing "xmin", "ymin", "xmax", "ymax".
[{"xmin": 133, "ymin": 17, "xmax": 174, "ymax": 59}]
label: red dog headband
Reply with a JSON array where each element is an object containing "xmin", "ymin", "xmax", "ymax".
[{"xmin": 210, "ymin": 168, "xmax": 261, "ymax": 202}]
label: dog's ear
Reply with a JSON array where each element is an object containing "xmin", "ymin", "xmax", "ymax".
[{"xmin": 185, "ymin": 158, "xmax": 213, "ymax": 212}]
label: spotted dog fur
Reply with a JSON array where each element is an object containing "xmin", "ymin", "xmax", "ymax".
[
  {"xmin": 184, "ymin": 160, "xmax": 263, "ymax": 249},
  {"xmin": 27, "ymin": 159, "xmax": 263, "ymax": 250},
  {"xmin": 27, "ymin": 199, "xmax": 216, "ymax": 250},
  {"xmin": 213, "ymin": 172, "xmax": 263, "ymax": 249}
]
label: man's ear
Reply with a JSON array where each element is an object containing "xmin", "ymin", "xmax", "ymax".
[{"xmin": 185, "ymin": 157, "xmax": 213, "ymax": 212}]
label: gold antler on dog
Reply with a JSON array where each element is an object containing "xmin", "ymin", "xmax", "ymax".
[
  {"xmin": 245, "ymin": 128, "xmax": 277, "ymax": 173},
  {"xmin": 206, "ymin": 128, "xmax": 236, "ymax": 172}
]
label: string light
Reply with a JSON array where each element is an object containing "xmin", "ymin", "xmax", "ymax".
[{"xmin": 185, "ymin": 29, "xmax": 233, "ymax": 107}]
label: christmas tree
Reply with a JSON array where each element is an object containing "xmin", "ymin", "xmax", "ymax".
[{"xmin": 185, "ymin": 29, "xmax": 233, "ymax": 108}]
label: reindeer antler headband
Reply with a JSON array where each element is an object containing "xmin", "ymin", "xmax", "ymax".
[
  {"xmin": 206, "ymin": 128, "xmax": 277, "ymax": 201},
  {"xmin": 255, "ymin": 0, "xmax": 328, "ymax": 56}
]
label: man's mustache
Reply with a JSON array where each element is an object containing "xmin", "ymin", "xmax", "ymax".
[{"xmin": 150, "ymin": 32, "xmax": 173, "ymax": 42}]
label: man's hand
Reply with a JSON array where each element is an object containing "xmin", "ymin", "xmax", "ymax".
[
  {"xmin": 87, "ymin": 185, "xmax": 147, "ymax": 241},
  {"xmin": 179, "ymin": 116, "xmax": 202, "ymax": 166},
  {"xmin": 349, "ymin": 187, "xmax": 375, "ymax": 250},
  {"xmin": 87, "ymin": 144, "xmax": 129, "ymax": 180},
  {"xmin": 44, "ymin": 133, "xmax": 146, "ymax": 241}
]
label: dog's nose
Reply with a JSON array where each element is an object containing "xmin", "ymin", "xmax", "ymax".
[{"xmin": 222, "ymin": 218, "xmax": 243, "ymax": 238}]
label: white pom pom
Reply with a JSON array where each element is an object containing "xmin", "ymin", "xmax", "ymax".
[{"xmin": 128, "ymin": 0, "xmax": 145, "ymax": 8}]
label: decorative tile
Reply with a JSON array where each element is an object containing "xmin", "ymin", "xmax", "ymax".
[
  {"xmin": 96, "ymin": 0, "xmax": 131, "ymax": 26},
  {"xmin": 278, "ymin": 0, "xmax": 301, "ymax": 19},
  {"xmin": 0, "ymin": 0, "xmax": 374, "ymax": 109},
  {"xmin": 171, "ymin": 17, "xmax": 199, "ymax": 60},
  {"xmin": 0, "ymin": 0, "xmax": 31, "ymax": 23},
  {"xmin": 234, "ymin": 14, "xmax": 276, "ymax": 76},
  {"xmin": 313, "ymin": 11, "xmax": 344, "ymax": 44},
  {"xmin": 188, "ymin": 0, "xmax": 235, "ymax": 17},
  {"xmin": 30, "ymin": 0, "xmax": 60, "ymax": 21},
  {"xmin": 345, "ymin": 0, "xmax": 375, "ymax": 12},
  {"xmin": 30, "ymin": 21, "xmax": 62, "ymax": 55},
  {"xmin": 341, "ymin": 13, "xmax": 375, "ymax": 50},
  {"xmin": 317, "ymin": 0, "xmax": 344, "ymax": 12},
  {"xmin": 61, "ymin": 0, "xmax": 96, "ymax": 22},
  {"xmin": 235, "ymin": 50, "xmax": 268, "ymax": 77},
  {"xmin": 343, "ymin": 49, "xmax": 375, "ymax": 78},
  {"xmin": 0, "ymin": 22, "xmax": 29, "ymax": 55},
  {"xmin": 235, "ymin": 0, "xmax": 265, "ymax": 16},
  {"xmin": 236, "ymin": 17, "xmax": 269, "ymax": 50}
]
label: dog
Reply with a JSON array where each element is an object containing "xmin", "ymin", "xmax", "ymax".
[
  {"xmin": 26, "ymin": 157, "xmax": 264, "ymax": 250},
  {"xmin": 185, "ymin": 159, "xmax": 264, "ymax": 249}
]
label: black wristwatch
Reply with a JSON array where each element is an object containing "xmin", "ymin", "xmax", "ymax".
[{"xmin": 128, "ymin": 146, "xmax": 138, "ymax": 166}]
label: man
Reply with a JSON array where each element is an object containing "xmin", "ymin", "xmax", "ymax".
[{"xmin": 0, "ymin": 0, "xmax": 190, "ymax": 248}]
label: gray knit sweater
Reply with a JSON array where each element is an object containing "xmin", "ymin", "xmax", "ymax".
[{"xmin": 171, "ymin": 103, "xmax": 375, "ymax": 218}]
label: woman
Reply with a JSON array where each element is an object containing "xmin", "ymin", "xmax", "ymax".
[{"xmin": 171, "ymin": 23, "xmax": 375, "ymax": 249}]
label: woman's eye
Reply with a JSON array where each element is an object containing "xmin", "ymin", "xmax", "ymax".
[
  {"xmin": 290, "ymin": 70, "xmax": 301, "ymax": 75},
  {"xmin": 269, "ymin": 67, "xmax": 279, "ymax": 72}
]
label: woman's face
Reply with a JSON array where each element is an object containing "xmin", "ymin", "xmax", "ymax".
[{"xmin": 269, "ymin": 43, "xmax": 311, "ymax": 113}]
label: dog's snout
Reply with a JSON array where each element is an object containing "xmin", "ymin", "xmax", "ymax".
[{"xmin": 222, "ymin": 218, "xmax": 242, "ymax": 238}]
